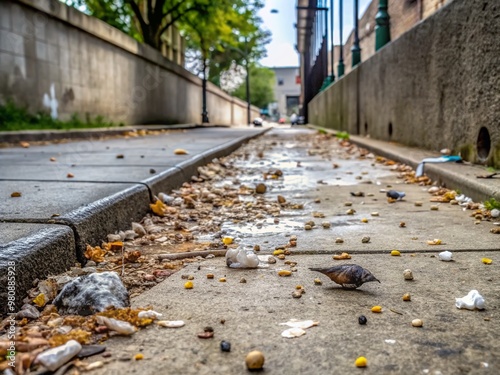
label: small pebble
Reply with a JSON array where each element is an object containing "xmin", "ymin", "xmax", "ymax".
[
  {"xmin": 430, "ymin": 205, "xmax": 439, "ymax": 211},
  {"xmin": 255, "ymin": 183, "xmax": 267, "ymax": 194},
  {"xmin": 358, "ymin": 315, "xmax": 367, "ymax": 325},
  {"xmin": 346, "ymin": 208, "xmax": 356, "ymax": 215},
  {"xmin": 414, "ymin": 201, "xmax": 423, "ymax": 207},
  {"xmin": 207, "ymin": 274, "xmax": 214, "ymax": 279},
  {"xmin": 371, "ymin": 212, "xmax": 379, "ymax": 217},
  {"xmin": 399, "ymin": 222, "xmax": 406, "ymax": 228},
  {"xmin": 219, "ymin": 277, "xmax": 226, "ymax": 282},
  {"xmin": 240, "ymin": 278, "xmax": 247, "ymax": 283},
  {"xmin": 344, "ymin": 202, "xmax": 353, "ymax": 207},
  {"xmin": 245, "ymin": 351, "xmax": 265, "ymax": 370},
  {"xmin": 304, "ymin": 224, "xmax": 312, "ymax": 230},
  {"xmin": 268, "ymin": 256, "xmax": 277, "ymax": 264},
  {"xmin": 403, "ymin": 269, "xmax": 414, "ymax": 280},
  {"xmin": 254, "ymin": 245, "xmax": 261, "ymax": 251},
  {"xmin": 322, "ymin": 221, "xmax": 331, "ymax": 229},
  {"xmin": 220, "ymin": 340, "xmax": 231, "ymax": 352},
  {"xmin": 335, "ymin": 237, "xmax": 344, "ymax": 244},
  {"xmin": 361, "ymin": 236, "xmax": 370, "ymax": 244},
  {"xmin": 402, "ymin": 293, "xmax": 411, "ymax": 301},
  {"xmin": 412, "ymin": 319, "xmax": 423, "ymax": 327},
  {"xmin": 292, "ymin": 290, "xmax": 303, "ymax": 298},
  {"xmin": 361, "ymin": 218, "xmax": 368, "ymax": 223},
  {"xmin": 314, "ymin": 278, "xmax": 322, "ymax": 285}
]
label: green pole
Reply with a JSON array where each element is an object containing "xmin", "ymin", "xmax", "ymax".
[
  {"xmin": 337, "ymin": 0, "xmax": 344, "ymax": 77},
  {"xmin": 351, "ymin": 0, "xmax": 361, "ymax": 67},
  {"xmin": 375, "ymin": 0, "xmax": 390, "ymax": 51}
]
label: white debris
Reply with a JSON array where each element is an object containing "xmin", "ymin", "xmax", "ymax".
[
  {"xmin": 438, "ymin": 251, "xmax": 453, "ymax": 261},
  {"xmin": 158, "ymin": 192, "xmax": 174, "ymax": 204},
  {"xmin": 96, "ymin": 316, "xmax": 137, "ymax": 335},
  {"xmin": 157, "ymin": 320, "xmax": 185, "ymax": 328},
  {"xmin": 36, "ymin": 340, "xmax": 82, "ymax": 371},
  {"xmin": 279, "ymin": 319, "xmax": 318, "ymax": 329},
  {"xmin": 138, "ymin": 310, "xmax": 163, "ymax": 320},
  {"xmin": 132, "ymin": 222, "xmax": 147, "ymax": 237},
  {"xmin": 281, "ymin": 327, "xmax": 306, "ymax": 338},
  {"xmin": 491, "ymin": 209, "xmax": 500, "ymax": 218},
  {"xmin": 455, "ymin": 290, "xmax": 485, "ymax": 310},
  {"xmin": 428, "ymin": 187, "xmax": 439, "ymax": 193},
  {"xmin": 226, "ymin": 246, "xmax": 260, "ymax": 268},
  {"xmin": 384, "ymin": 339, "xmax": 396, "ymax": 344}
]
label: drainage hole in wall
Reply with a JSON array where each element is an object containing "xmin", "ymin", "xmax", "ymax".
[
  {"xmin": 476, "ymin": 126, "xmax": 491, "ymax": 161},
  {"xmin": 364, "ymin": 122, "xmax": 368, "ymax": 134},
  {"xmin": 388, "ymin": 122, "xmax": 393, "ymax": 138}
]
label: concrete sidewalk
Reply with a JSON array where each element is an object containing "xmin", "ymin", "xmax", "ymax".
[
  {"xmin": 1, "ymin": 126, "xmax": 499, "ymax": 374},
  {"xmin": 0, "ymin": 126, "xmax": 268, "ymax": 313}
]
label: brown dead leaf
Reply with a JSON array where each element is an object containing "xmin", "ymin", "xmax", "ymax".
[
  {"xmin": 67, "ymin": 173, "xmax": 74, "ymax": 178},
  {"xmin": 10, "ymin": 191, "xmax": 21, "ymax": 197},
  {"xmin": 174, "ymin": 148, "xmax": 189, "ymax": 155},
  {"xmin": 84, "ymin": 245, "xmax": 107, "ymax": 263},
  {"xmin": 150, "ymin": 199, "xmax": 168, "ymax": 216},
  {"xmin": 124, "ymin": 250, "xmax": 142, "ymax": 263}
]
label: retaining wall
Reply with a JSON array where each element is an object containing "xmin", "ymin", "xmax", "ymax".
[
  {"xmin": 0, "ymin": 0, "xmax": 259, "ymax": 126},
  {"xmin": 309, "ymin": 0, "xmax": 500, "ymax": 167}
]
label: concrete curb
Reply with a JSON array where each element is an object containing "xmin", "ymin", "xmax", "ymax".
[
  {"xmin": 1, "ymin": 127, "xmax": 269, "ymax": 312},
  {"xmin": 0, "ymin": 225, "xmax": 76, "ymax": 316},
  {"xmin": 307, "ymin": 124, "xmax": 500, "ymax": 202}
]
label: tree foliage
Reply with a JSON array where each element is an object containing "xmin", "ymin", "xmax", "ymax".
[{"xmin": 231, "ymin": 64, "xmax": 275, "ymax": 109}]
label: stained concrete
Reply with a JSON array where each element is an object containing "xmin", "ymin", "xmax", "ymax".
[
  {"xmin": 0, "ymin": 126, "xmax": 268, "ymax": 312},
  {"xmin": 91, "ymin": 252, "xmax": 500, "ymax": 375}
]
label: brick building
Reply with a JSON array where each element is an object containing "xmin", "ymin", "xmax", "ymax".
[{"xmin": 331, "ymin": 0, "xmax": 452, "ymax": 76}]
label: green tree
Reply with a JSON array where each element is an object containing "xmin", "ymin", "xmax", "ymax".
[{"xmin": 231, "ymin": 65, "xmax": 275, "ymax": 109}]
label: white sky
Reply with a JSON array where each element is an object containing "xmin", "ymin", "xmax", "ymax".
[{"xmin": 259, "ymin": 0, "xmax": 371, "ymax": 67}]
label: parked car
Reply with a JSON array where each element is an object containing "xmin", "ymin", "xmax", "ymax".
[{"xmin": 253, "ymin": 117, "xmax": 263, "ymax": 127}]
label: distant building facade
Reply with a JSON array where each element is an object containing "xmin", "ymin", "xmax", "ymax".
[{"xmin": 271, "ymin": 67, "xmax": 301, "ymax": 119}]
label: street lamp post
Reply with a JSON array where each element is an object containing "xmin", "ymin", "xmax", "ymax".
[
  {"xmin": 201, "ymin": 58, "xmax": 209, "ymax": 123},
  {"xmin": 330, "ymin": 0, "xmax": 335, "ymax": 82},
  {"xmin": 375, "ymin": 0, "xmax": 390, "ymax": 51},
  {"xmin": 337, "ymin": 0, "xmax": 344, "ymax": 77},
  {"xmin": 351, "ymin": 0, "xmax": 361, "ymax": 67},
  {"xmin": 244, "ymin": 38, "xmax": 251, "ymax": 126}
]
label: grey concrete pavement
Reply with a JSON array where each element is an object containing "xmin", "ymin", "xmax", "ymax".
[
  {"xmin": 92, "ymin": 252, "xmax": 500, "ymax": 375},
  {"xmin": 83, "ymin": 127, "xmax": 499, "ymax": 375},
  {"xmin": 1, "ymin": 126, "xmax": 499, "ymax": 374},
  {"xmin": 0, "ymin": 126, "xmax": 268, "ymax": 313}
]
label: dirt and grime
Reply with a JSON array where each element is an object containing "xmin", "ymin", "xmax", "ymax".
[{"xmin": 1, "ymin": 128, "xmax": 499, "ymax": 374}]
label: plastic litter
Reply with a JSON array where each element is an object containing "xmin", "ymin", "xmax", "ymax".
[
  {"xmin": 438, "ymin": 251, "xmax": 453, "ymax": 261},
  {"xmin": 36, "ymin": 339, "xmax": 82, "ymax": 371},
  {"xmin": 226, "ymin": 246, "xmax": 260, "ymax": 268},
  {"xmin": 157, "ymin": 320, "xmax": 185, "ymax": 328},
  {"xmin": 415, "ymin": 155, "xmax": 462, "ymax": 177},
  {"xmin": 455, "ymin": 290, "xmax": 485, "ymax": 310}
]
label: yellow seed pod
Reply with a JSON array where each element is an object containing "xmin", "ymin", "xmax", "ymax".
[
  {"xmin": 314, "ymin": 278, "xmax": 323, "ymax": 285},
  {"xmin": 402, "ymin": 293, "xmax": 411, "ymax": 301},
  {"xmin": 482, "ymin": 258, "xmax": 493, "ymax": 265},
  {"xmin": 371, "ymin": 306, "xmax": 382, "ymax": 313},
  {"xmin": 355, "ymin": 356, "xmax": 367, "ymax": 367},
  {"xmin": 184, "ymin": 281, "xmax": 193, "ymax": 289},
  {"xmin": 391, "ymin": 250, "xmax": 401, "ymax": 256},
  {"xmin": 295, "ymin": 285, "xmax": 303, "ymax": 290},
  {"xmin": 361, "ymin": 218, "xmax": 368, "ymax": 223},
  {"xmin": 33, "ymin": 293, "xmax": 46, "ymax": 307},
  {"xmin": 278, "ymin": 270, "xmax": 292, "ymax": 277},
  {"xmin": 222, "ymin": 237, "xmax": 233, "ymax": 245},
  {"xmin": 134, "ymin": 353, "xmax": 144, "ymax": 360},
  {"xmin": 273, "ymin": 249, "xmax": 284, "ymax": 256},
  {"xmin": 206, "ymin": 274, "xmax": 214, "ymax": 279},
  {"xmin": 219, "ymin": 277, "xmax": 227, "ymax": 282}
]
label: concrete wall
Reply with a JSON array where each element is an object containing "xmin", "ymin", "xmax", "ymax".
[
  {"xmin": 310, "ymin": 0, "xmax": 500, "ymax": 167},
  {"xmin": 333, "ymin": 0, "xmax": 453, "ymax": 77},
  {"xmin": 0, "ymin": 0, "xmax": 259, "ymax": 126}
]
